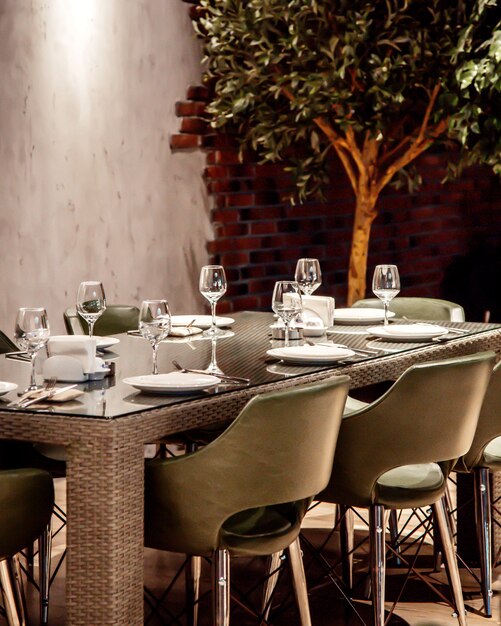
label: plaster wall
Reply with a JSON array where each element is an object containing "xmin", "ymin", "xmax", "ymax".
[{"xmin": 0, "ymin": 0, "xmax": 210, "ymax": 335}]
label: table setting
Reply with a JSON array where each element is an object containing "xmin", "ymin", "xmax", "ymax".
[{"xmin": 0, "ymin": 272, "xmax": 500, "ymax": 626}]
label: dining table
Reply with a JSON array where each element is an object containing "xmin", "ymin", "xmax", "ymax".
[{"xmin": 0, "ymin": 310, "xmax": 500, "ymax": 625}]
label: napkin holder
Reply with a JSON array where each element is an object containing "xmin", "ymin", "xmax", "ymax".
[
  {"xmin": 43, "ymin": 355, "xmax": 110, "ymax": 383},
  {"xmin": 301, "ymin": 295, "xmax": 335, "ymax": 328}
]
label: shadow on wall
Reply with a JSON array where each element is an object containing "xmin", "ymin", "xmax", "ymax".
[{"xmin": 442, "ymin": 234, "xmax": 501, "ymax": 322}]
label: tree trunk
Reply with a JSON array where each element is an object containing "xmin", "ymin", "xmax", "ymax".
[{"xmin": 346, "ymin": 191, "xmax": 379, "ymax": 306}]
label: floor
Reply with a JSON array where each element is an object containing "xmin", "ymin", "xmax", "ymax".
[{"xmin": 9, "ymin": 478, "xmax": 501, "ymax": 625}]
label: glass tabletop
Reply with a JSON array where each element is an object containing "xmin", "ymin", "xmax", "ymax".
[{"xmin": 0, "ymin": 310, "xmax": 498, "ymax": 419}]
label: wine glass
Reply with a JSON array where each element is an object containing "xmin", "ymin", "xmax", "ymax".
[
  {"xmin": 372, "ymin": 265, "xmax": 401, "ymax": 325},
  {"xmin": 199, "ymin": 265, "xmax": 227, "ymax": 336},
  {"xmin": 295, "ymin": 258, "xmax": 322, "ymax": 295},
  {"xmin": 272, "ymin": 281, "xmax": 302, "ymax": 346},
  {"xmin": 14, "ymin": 307, "xmax": 50, "ymax": 392},
  {"xmin": 139, "ymin": 300, "xmax": 171, "ymax": 375},
  {"xmin": 76, "ymin": 281, "xmax": 106, "ymax": 339}
]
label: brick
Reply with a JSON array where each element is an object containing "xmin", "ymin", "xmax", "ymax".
[
  {"xmin": 180, "ymin": 117, "xmax": 211, "ymax": 134},
  {"xmin": 186, "ymin": 85, "xmax": 210, "ymax": 101},
  {"xmin": 169, "ymin": 134, "xmax": 202, "ymax": 151},
  {"xmin": 175, "ymin": 101, "xmax": 208, "ymax": 117}
]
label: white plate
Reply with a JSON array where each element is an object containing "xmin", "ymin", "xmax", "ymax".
[
  {"xmin": 366, "ymin": 324, "xmax": 448, "ymax": 342},
  {"xmin": 96, "ymin": 337, "xmax": 120, "ymax": 351},
  {"xmin": 0, "ymin": 381, "xmax": 17, "ymax": 397},
  {"xmin": 123, "ymin": 372, "xmax": 221, "ymax": 395},
  {"xmin": 267, "ymin": 345, "xmax": 355, "ymax": 364},
  {"xmin": 333, "ymin": 308, "xmax": 396, "ymax": 324},
  {"xmin": 171, "ymin": 315, "xmax": 235, "ymax": 330}
]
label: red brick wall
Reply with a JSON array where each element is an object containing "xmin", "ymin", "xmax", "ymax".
[{"xmin": 172, "ymin": 87, "xmax": 501, "ymax": 319}]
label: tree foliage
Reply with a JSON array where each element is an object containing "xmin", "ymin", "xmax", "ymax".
[{"xmin": 194, "ymin": 0, "xmax": 501, "ymax": 301}]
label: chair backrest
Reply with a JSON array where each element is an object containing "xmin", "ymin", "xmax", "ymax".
[
  {"xmin": 0, "ymin": 330, "xmax": 18, "ymax": 354},
  {"xmin": 145, "ymin": 376, "xmax": 350, "ymax": 555},
  {"xmin": 63, "ymin": 305, "xmax": 139, "ymax": 336},
  {"xmin": 458, "ymin": 361, "xmax": 501, "ymax": 470},
  {"xmin": 319, "ymin": 352, "xmax": 494, "ymax": 508},
  {"xmin": 352, "ymin": 297, "xmax": 465, "ymax": 321}
]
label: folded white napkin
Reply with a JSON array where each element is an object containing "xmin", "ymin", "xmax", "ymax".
[
  {"xmin": 47, "ymin": 336, "xmax": 96, "ymax": 373},
  {"xmin": 169, "ymin": 326, "xmax": 203, "ymax": 337}
]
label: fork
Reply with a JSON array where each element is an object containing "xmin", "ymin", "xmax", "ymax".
[
  {"xmin": 11, "ymin": 378, "xmax": 57, "ymax": 408},
  {"xmin": 172, "ymin": 360, "xmax": 250, "ymax": 384}
]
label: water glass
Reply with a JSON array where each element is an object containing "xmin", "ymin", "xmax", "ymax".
[
  {"xmin": 199, "ymin": 265, "xmax": 227, "ymax": 336},
  {"xmin": 272, "ymin": 281, "xmax": 302, "ymax": 346},
  {"xmin": 372, "ymin": 265, "xmax": 401, "ymax": 325},
  {"xmin": 139, "ymin": 300, "xmax": 171, "ymax": 374},
  {"xmin": 295, "ymin": 258, "xmax": 322, "ymax": 295},
  {"xmin": 14, "ymin": 307, "xmax": 50, "ymax": 391},
  {"xmin": 76, "ymin": 281, "xmax": 106, "ymax": 338}
]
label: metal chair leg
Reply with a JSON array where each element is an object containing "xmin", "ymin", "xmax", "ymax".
[
  {"xmin": 0, "ymin": 557, "xmax": 26, "ymax": 626},
  {"xmin": 186, "ymin": 555, "xmax": 202, "ymax": 626},
  {"xmin": 369, "ymin": 504, "xmax": 385, "ymax": 626},
  {"xmin": 213, "ymin": 549, "xmax": 230, "ymax": 626},
  {"xmin": 339, "ymin": 505, "xmax": 354, "ymax": 591},
  {"xmin": 262, "ymin": 551, "xmax": 283, "ymax": 621},
  {"xmin": 474, "ymin": 467, "xmax": 492, "ymax": 617},
  {"xmin": 433, "ymin": 497, "xmax": 467, "ymax": 626},
  {"xmin": 39, "ymin": 521, "xmax": 52, "ymax": 626},
  {"xmin": 288, "ymin": 538, "xmax": 312, "ymax": 626}
]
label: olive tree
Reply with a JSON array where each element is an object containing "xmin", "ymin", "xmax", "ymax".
[{"xmin": 194, "ymin": 0, "xmax": 500, "ymax": 304}]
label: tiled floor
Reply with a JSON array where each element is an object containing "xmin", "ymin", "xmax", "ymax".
[{"xmin": 13, "ymin": 479, "xmax": 501, "ymax": 625}]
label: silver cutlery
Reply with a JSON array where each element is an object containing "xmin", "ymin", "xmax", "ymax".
[
  {"xmin": 172, "ymin": 360, "xmax": 250, "ymax": 384},
  {"xmin": 304, "ymin": 339, "xmax": 379, "ymax": 356},
  {"xmin": 10, "ymin": 382, "xmax": 78, "ymax": 409}
]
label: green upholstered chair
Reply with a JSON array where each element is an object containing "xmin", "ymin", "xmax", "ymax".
[
  {"xmin": 453, "ymin": 361, "xmax": 501, "ymax": 617},
  {"xmin": 352, "ymin": 297, "xmax": 465, "ymax": 321},
  {"xmin": 0, "ymin": 468, "xmax": 54, "ymax": 626},
  {"xmin": 63, "ymin": 304, "xmax": 139, "ymax": 336},
  {"xmin": 145, "ymin": 377, "xmax": 349, "ymax": 626},
  {"xmin": 316, "ymin": 352, "xmax": 494, "ymax": 626}
]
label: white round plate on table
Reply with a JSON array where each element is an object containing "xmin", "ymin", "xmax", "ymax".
[
  {"xmin": 333, "ymin": 308, "xmax": 396, "ymax": 324},
  {"xmin": 266, "ymin": 345, "xmax": 355, "ymax": 365},
  {"xmin": 123, "ymin": 372, "xmax": 221, "ymax": 395},
  {"xmin": 0, "ymin": 382, "xmax": 17, "ymax": 396},
  {"xmin": 95, "ymin": 337, "xmax": 120, "ymax": 351},
  {"xmin": 171, "ymin": 315, "xmax": 235, "ymax": 330},
  {"xmin": 366, "ymin": 324, "xmax": 448, "ymax": 342}
]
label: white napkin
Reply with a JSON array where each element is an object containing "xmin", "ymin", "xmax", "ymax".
[
  {"xmin": 47, "ymin": 336, "xmax": 96, "ymax": 373},
  {"xmin": 301, "ymin": 295, "xmax": 335, "ymax": 327},
  {"xmin": 169, "ymin": 326, "xmax": 203, "ymax": 337}
]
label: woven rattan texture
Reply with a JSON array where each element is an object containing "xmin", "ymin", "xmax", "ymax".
[{"xmin": 0, "ymin": 323, "xmax": 499, "ymax": 625}]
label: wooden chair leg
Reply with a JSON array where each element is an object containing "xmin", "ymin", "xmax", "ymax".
[
  {"xmin": 262, "ymin": 551, "xmax": 283, "ymax": 621},
  {"xmin": 0, "ymin": 556, "xmax": 27, "ymax": 626},
  {"xmin": 288, "ymin": 538, "xmax": 312, "ymax": 626},
  {"xmin": 339, "ymin": 505, "xmax": 355, "ymax": 591},
  {"xmin": 433, "ymin": 497, "xmax": 467, "ymax": 626},
  {"xmin": 186, "ymin": 555, "xmax": 202, "ymax": 626}
]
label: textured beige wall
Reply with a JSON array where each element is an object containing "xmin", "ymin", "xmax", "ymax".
[{"xmin": 0, "ymin": 0, "xmax": 211, "ymax": 335}]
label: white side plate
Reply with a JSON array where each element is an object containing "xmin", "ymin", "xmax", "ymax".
[
  {"xmin": 123, "ymin": 372, "xmax": 221, "ymax": 395},
  {"xmin": 0, "ymin": 382, "xmax": 18, "ymax": 397}
]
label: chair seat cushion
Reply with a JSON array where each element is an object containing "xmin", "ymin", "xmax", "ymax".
[
  {"xmin": 220, "ymin": 502, "xmax": 304, "ymax": 557},
  {"xmin": 482, "ymin": 436, "xmax": 501, "ymax": 468},
  {"xmin": 375, "ymin": 462, "xmax": 445, "ymax": 508}
]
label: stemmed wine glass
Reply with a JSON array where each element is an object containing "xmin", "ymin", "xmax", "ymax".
[
  {"xmin": 199, "ymin": 265, "xmax": 227, "ymax": 336},
  {"xmin": 14, "ymin": 307, "xmax": 50, "ymax": 392},
  {"xmin": 76, "ymin": 281, "xmax": 106, "ymax": 339},
  {"xmin": 295, "ymin": 258, "xmax": 322, "ymax": 295},
  {"xmin": 139, "ymin": 300, "xmax": 171, "ymax": 375},
  {"xmin": 272, "ymin": 281, "xmax": 302, "ymax": 346},
  {"xmin": 372, "ymin": 265, "xmax": 401, "ymax": 325}
]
